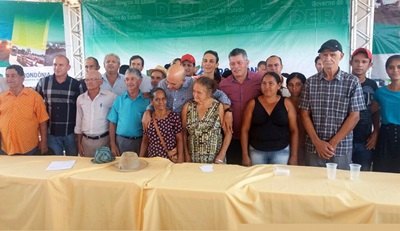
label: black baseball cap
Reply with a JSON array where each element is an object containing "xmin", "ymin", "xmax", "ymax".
[{"xmin": 318, "ymin": 39, "xmax": 343, "ymax": 53}]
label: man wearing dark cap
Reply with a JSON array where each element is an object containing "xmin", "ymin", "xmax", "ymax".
[
  {"xmin": 299, "ymin": 39, "xmax": 366, "ymax": 170},
  {"xmin": 350, "ymin": 47, "xmax": 379, "ymax": 171},
  {"xmin": 181, "ymin": 54, "xmax": 196, "ymax": 77}
]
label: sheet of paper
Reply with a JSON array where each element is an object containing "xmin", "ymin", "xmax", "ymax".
[
  {"xmin": 46, "ymin": 160, "xmax": 76, "ymax": 171},
  {"xmin": 199, "ymin": 164, "xmax": 214, "ymax": 173}
]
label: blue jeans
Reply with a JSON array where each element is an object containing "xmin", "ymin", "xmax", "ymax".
[
  {"xmin": 352, "ymin": 142, "xmax": 373, "ymax": 171},
  {"xmin": 249, "ymin": 145, "xmax": 289, "ymax": 165},
  {"xmin": 48, "ymin": 133, "xmax": 77, "ymax": 156}
]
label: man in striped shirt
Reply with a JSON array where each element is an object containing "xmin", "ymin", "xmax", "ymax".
[{"xmin": 36, "ymin": 55, "xmax": 84, "ymax": 155}]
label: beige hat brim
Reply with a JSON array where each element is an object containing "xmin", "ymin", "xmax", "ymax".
[{"xmin": 114, "ymin": 159, "xmax": 148, "ymax": 172}]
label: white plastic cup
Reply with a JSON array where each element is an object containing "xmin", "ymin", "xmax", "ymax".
[
  {"xmin": 326, "ymin": 163, "xmax": 337, "ymax": 180},
  {"xmin": 349, "ymin": 164, "xmax": 361, "ymax": 181}
]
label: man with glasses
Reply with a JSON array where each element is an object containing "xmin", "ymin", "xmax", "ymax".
[{"xmin": 75, "ymin": 70, "xmax": 116, "ymax": 157}]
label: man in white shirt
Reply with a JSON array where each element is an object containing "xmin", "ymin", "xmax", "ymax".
[{"xmin": 75, "ymin": 70, "xmax": 116, "ymax": 157}]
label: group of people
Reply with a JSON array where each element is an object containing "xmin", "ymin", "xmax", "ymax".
[{"xmin": 1, "ymin": 39, "xmax": 399, "ymax": 173}]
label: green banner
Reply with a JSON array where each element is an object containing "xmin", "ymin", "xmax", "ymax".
[
  {"xmin": 83, "ymin": 0, "xmax": 351, "ymax": 77},
  {"xmin": 0, "ymin": 1, "xmax": 65, "ymax": 86}
]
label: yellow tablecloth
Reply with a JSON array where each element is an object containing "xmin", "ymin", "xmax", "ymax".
[
  {"xmin": 1, "ymin": 155, "xmax": 400, "ymax": 230},
  {"xmin": 143, "ymin": 164, "xmax": 400, "ymax": 229},
  {"xmin": 0, "ymin": 155, "xmax": 172, "ymax": 230}
]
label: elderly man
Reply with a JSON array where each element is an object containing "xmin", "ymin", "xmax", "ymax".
[
  {"xmin": 299, "ymin": 39, "xmax": 366, "ymax": 170},
  {"xmin": 266, "ymin": 55, "xmax": 290, "ymax": 97},
  {"xmin": 36, "ymin": 55, "xmax": 84, "ymax": 156},
  {"xmin": 75, "ymin": 70, "xmax": 116, "ymax": 157},
  {"xmin": 101, "ymin": 53, "xmax": 126, "ymax": 96},
  {"xmin": 108, "ymin": 68, "xmax": 150, "ymax": 156},
  {"xmin": 156, "ymin": 63, "xmax": 231, "ymax": 113},
  {"xmin": 219, "ymin": 48, "xmax": 262, "ymax": 165},
  {"xmin": 142, "ymin": 64, "xmax": 231, "ymax": 134},
  {"xmin": 0, "ymin": 65, "xmax": 49, "ymax": 155}
]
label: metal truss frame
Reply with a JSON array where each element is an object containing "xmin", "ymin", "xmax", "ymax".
[
  {"xmin": 62, "ymin": 0, "xmax": 376, "ymax": 77},
  {"xmin": 63, "ymin": 0, "xmax": 84, "ymax": 79},
  {"xmin": 350, "ymin": 0, "xmax": 375, "ymax": 56}
]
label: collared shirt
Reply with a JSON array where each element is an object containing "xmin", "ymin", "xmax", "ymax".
[
  {"xmin": 281, "ymin": 76, "xmax": 290, "ymax": 97},
  {"xmin": 35, "ymin": 74, "xmax": 84, "ymax": 136},
  {"xmin": 0, "ymin": 88, "xmax": 49, "ymax": 154},
  {"xmin": 107, "ymin": 91, "xmax": 150, "ymax": 137},
  {"xmin": 299, "ymin": 69, "xmax": 366, "ymax": 157},
  {"xmin": 101, "ymin": 73, "xmax": 152, "ymax": 95},
  {"xmin": 158, "ymin": 77, "xmax": 231, "ymax": 113},
  {"xmin": 101, "ymin": 73, "xmax": 126, "ymax": 96},
  {"xmin": 219, "ymin": 72, "xmax": 262, "ymax": 139},
  {"xmin": 75, "ymin": 89, "xmax": 116, "ymax": 136}
]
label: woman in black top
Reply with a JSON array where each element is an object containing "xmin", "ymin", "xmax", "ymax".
[{"xmin": 241, "ymin": 72, "xmax": 299, "ymax": 166}]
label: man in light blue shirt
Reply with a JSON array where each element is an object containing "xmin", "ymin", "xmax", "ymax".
[
  {"xmin": 101, "ymin": 53, "xmax": 126, "ymax": 96},
  {"xmin": 157, "ymin": 64, "xmax": 231, "ymax": 113},
  {"xmin": 108, "ymin": 68, "xmax": 150, "ymax": 156},
  {"xmin": 142, "ymin": 64, "xmax": 232, "ymax": 133}
]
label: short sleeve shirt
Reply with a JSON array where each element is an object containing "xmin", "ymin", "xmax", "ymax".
[
  {"xmin": 299, "ymin": 69, "xmax": 366, "ymax": 156},
  {"xmin": 107, "ymin": 91, "xmax": 150, "ymax": 137},
  {"xmin": 0, "ymin": 88, "xmax": 49, "ymax": 154},
  {"xmin": 144, "ymin": 112, "xmax": 182, "ymax": 158}
]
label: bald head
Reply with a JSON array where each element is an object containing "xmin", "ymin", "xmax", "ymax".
[{"xmin": 166, "ymin": 64, "xmax": 185, "ymax": 90}]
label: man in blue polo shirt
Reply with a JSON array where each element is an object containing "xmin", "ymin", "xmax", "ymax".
[{"xmin": 107, "ymin": 68, "xmax": 150, "ymax": 156}]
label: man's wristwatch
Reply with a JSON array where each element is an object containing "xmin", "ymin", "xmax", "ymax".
[{"xmin": 224, "ymin": 107, "xmax": 232, "ymax": 113}]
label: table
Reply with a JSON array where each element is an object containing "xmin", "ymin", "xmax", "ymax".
[
  {"xmin": 0, "ymin": 155, "xmax": 172, "ymax": 230},
  {"xmin": 142, "ymin": 164, "xmax": 400, "ymax": 229},
  {"xmin": 1, "ymin": 156, "xmax": 400, "ymax": 230}
]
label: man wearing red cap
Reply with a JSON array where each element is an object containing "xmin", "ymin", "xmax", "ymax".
[
  {"xmin": 181, "ymin": 54, "xmax": 196, "ymax": 77},
  {"xmin": 350, "ymin": 48, "xmax": 379, "ymax": 171}
]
